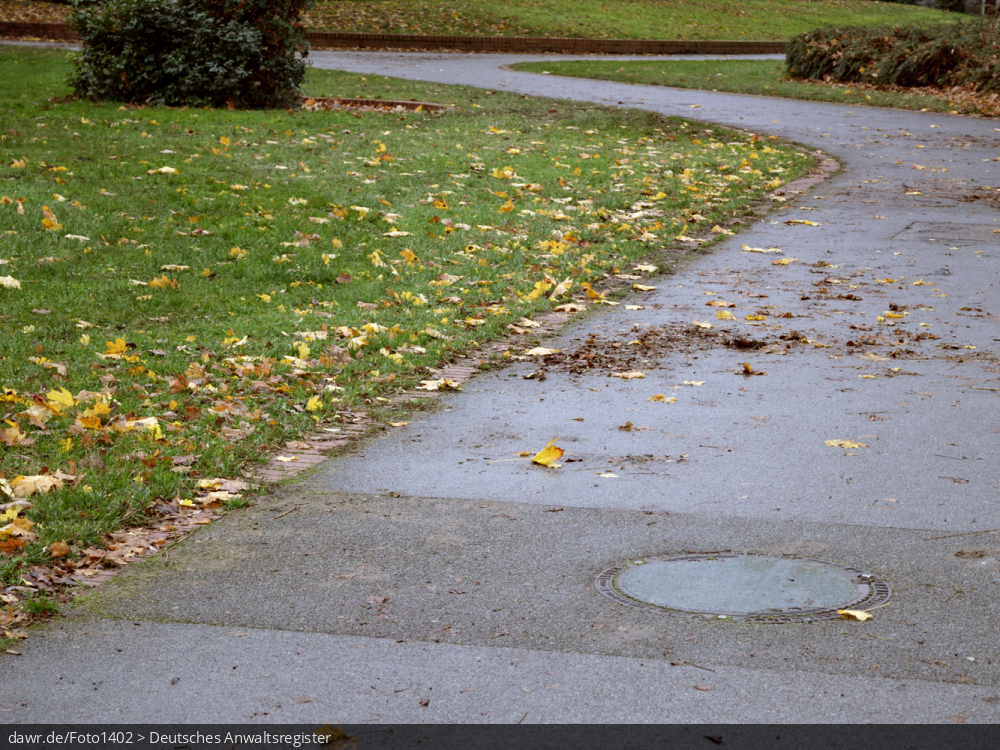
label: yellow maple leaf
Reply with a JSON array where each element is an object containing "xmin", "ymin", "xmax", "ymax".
[
  {"xmin": 716, "ymin": 310, "xmax": 735, "ymax": 320},
  {"xmin": 400, "ymin": 248, "xmax": 419, "ymax": 264},
  {"xmin": 498, "ymin": 199, "xmax": 515, "ymax": 214},
  {"xmin": 531, "ymin": 438, "xmax": 563, "ymax": 468},
  {"xmin": 633, "ymin": 283, "xmax": 657, "ymax": 291},
  {"xmin": 306, "ymin": 396, "xmax": 322, "ymax": 412},
  {"xmin": 105, "ymin": 337, "xmax": 128, "ymax": 356},
  {"xmin": 47, "ymin": 387, "xmax": 76, "ymax": 409}
]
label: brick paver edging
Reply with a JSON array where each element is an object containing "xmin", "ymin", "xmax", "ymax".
[{"xmin": 0, "ymin": 21, "xmax": 787, "ymax": 54}]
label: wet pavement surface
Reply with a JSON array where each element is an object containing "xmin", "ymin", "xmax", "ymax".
[{"xmin": 3, "ymin": 47, "xmax": 1000, "ymax": 724}]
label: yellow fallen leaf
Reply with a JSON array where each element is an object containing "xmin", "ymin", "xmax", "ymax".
[
  {"xmin": 388, "ymin": 421, "xmax": 410, "ymax": 427},
  {"xmin": 745, "ymin": 314, "xmax": 766, "ymax": 321},
  {"xmin": 785, "ymin": 219, "xmax": 820, "ymax": 226},
  {"xmin": 634, "ymin": 264, "xmax": 658, "ymax": 273},
  {"xmin": 11, "ymin": 475, "xmax": 63, "ymax": 497},
  {"xmin": 524, "ymin": 347, "xmax": 559, "ymax": 356},
  {"xmin": 147, "ymin": 166, "xmax": 178, "ymax": 175},
  {"xmin": 632, "ymin": 283, "xmax": 657, "ymax": 291},
  {"xmin": 549, "ymin": 277, "xmax": 573, "ymax": 299},
  {"xmin": 771, "ymin": 258, "xmax": 797, "ymax": 266},
  {"xmin": 399, "ymin": 248, "xmax": 419, "ymax": 264},
  {"xmin": 276, "ymin": 456, "xmax": 299, "ymax": 462},
  {"xmin": 46, "ymin": 387, "xmax": 76, "ymax": 409},
  {"xmin": 624, "ymin": 305, "xmax": 644, "ymax": 310},
  {"xmin": 531, "ymin": 438, "xmax": 563, "ymax": 468},
  {"xmin": 716, "ymin": 310, "xmax": 735, "ymax": 320},
  {"xmin": 417, "ymin": 378, "xmax": 461, "ymax": 391},
  {"xmin": 683, "ymin": 380, "xmax": 705, "ymax": 386},
  {"xmin": 612, "ymin": 371, "xmax": 645, "ymax": 379},
  {"xmin": 104, "ymin": 337, "xmax": 128, "ymax": 356},
  {"xmin": 647, "ymin": 394, "xmax": 678, "ymax": 403},
  {"xmin": 838, "ymin": 609, "xmax": 872, "ymax": 621},
  {"xmin": 692, "ymin": 320, "xmax": 713, "ymax": 329},
  {"xmin": 0, "ymin": 276, "xmax": 22, "ymax": 289},
  {"xmin": 305, "ymin": 396, "xmax": 322, "ymax": 412},
  {"xmin": 41, "ymin": 205, "xmax": 62, "ymax": 231},
  {"xmin": 825, "ymin": 439, "xmax": 867, "ymax": 449}
]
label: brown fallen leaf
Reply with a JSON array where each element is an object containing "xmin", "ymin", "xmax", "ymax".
[
  {"xmin": 693, "ymin": 684, "xmax": 713, "ymax": 691},
  {"xmin": 48, "ymin": 541, "xmax": 70, "ymax": 559}
]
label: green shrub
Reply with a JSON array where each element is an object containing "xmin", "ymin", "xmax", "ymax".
[
  {"xmin": 786, "ymin": 17, "xmax": 1000, "ymax": 94},
  {"xmin": 68, "ymin": 0, "xmax": 312, "ymax": 108}
]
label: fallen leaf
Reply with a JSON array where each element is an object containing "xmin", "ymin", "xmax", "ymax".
[
  {"xmin": 825, "ymin": 439, "xmax": 868, "ymax": 449},
  {"xmin": 531, "ymin": 438, "xmax": 564, "ymax": 468},
  {"xmin": 11, "ymin": 475, "xmax": 63, "ymax": 497},
  {"xmin": 693, "ymin": 685, "xmax": 713, "ymax": 691},
  {"xmin": 524, "ymin": 347, "xmax": 559, "ymax": 356},
  {"xmin": 742, "ymin": 245, "xmax": 782, "ymax": 254},
  {"xmin": 632, "ymin": 283, "xmax": 657, "ymax": 291},
  {"xmin": 0, "ymin": 276, "xmax": 21, "ymax": 289},
  {"xmin": 597, "ymin": 472, "xmax": 618, "ymax": 478},
  {"xmin": 388, "ymin": 421, "xmax": 410, "ymax": 427},
  {"xmin": 838, "ymin": 609, "xmax": 872, "ymax": 621},
  {"xmin": 276, "ymin": 456, "xmax": 299, "ymax": 463},
  {"xmin": 147, "ymin": 166, "xmax": 178, "ymax": 175},
  {"xmin": 716, "ymin": 310, "xmax": 735, "ymax": 320},
  {"xmin": 417, "ymin": 379, "xmax": 461, "ymax": 391},
  {"xmin": 49, "ymin": 541, "xmax": 70, "ymax": 558},
  {"xmin": 692, "ymin": 320, "xmax": 713, "ymax": 329},
  {"xmin": 612, "ymin": 371, "xmax": 645, "ymax": 379}
]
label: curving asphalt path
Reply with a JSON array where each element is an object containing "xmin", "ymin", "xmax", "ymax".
[{"xmin": 4, "ymin": 48, "xmax": 1000, "ymax": 726}]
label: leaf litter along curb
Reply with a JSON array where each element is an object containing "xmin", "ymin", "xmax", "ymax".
[{"xmin": 0, "ymin": 47, "xmax": 814, "ymax": 643}]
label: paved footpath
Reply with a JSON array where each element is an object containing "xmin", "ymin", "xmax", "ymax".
[{"xmin": 3, "ymin": 49, "xmax": 1000, "ymax": 725}]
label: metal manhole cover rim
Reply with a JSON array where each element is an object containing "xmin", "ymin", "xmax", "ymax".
[{"xmin": 595, "ymin": 552, "xmax": 891, "ymax": 623}]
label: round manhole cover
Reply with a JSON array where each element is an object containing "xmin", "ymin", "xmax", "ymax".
[{"xmin": 596, "ymin": 554, "xmax": 890, "ymax": 622}]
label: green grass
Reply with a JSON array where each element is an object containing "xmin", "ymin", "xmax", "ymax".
[
  {"xmin": 511, "ymin": 59, "xmax": 977, "ymax": 115},
  {"xmin": 302, "ymin": 0, "xmax": 951, "ymax": 39},
  {"xmin": 0, "ymin": 44, "xmax": 812, "ymax": 618}
]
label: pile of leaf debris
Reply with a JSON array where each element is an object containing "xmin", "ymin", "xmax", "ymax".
[{"xmin": 524, "ymin": 323, "xmax": 800, "ymax": 378}]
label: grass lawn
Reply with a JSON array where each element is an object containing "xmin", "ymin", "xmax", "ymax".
[
  {"xmin": 511, "ymin": 59, "xmax": 993, "ymax": 116},
  {"xmin": 307, "ymin": 0, "xmax": 952, "ymax": 40},
  {"xmin": 0, "ymin": 44, "xmax": 812, "ymax": 636},
  {"xmin": 3, "ymin": 0, "xmax": 951, "ymax": 40}
]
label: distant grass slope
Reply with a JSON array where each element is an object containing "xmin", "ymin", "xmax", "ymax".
[
  {"xmin": 303, "ymin": 0, "xmax": 951, "ymax": 39},
  {"xmin": 1, "ymin": 0, "xmax": 954, "ymax": 40},
  {"xmin": 511, "ymin": 58, "xmax": 990, "ymax": 115}
]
